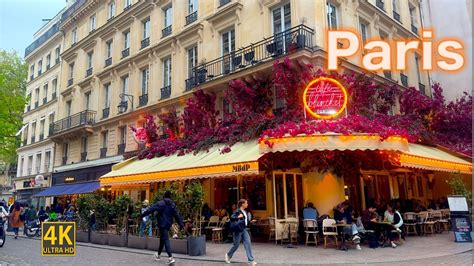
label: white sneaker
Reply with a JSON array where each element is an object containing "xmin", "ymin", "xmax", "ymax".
[
  {"xmin": 352, "ymin": 235, "xmax": 361, "ymax": 241},
  {"xmin": 225, "ymin": 253, "xmax": 231, "ymax": 264},
  {"xmin": 166, "ymin": 257, "xmax": 175, "ymax": 264},
  {"xmin": 154, "ymin": 252, "xmax": 160, "ymax": 261},
  {"xmin": 356, "ymin": 244, "xmax": 362, "ymax": 251},
  {"xmin": 391, "ymin": 242, "xmax": 397, "ymax": 248},
  {"xmin": 249, "ymin": 261, "xmax": 257, "ymax": 266}
]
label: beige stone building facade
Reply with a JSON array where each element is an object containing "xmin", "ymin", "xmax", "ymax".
[{"xmin": 43, "ymin": 0, "xmax": 428, "ymax": 203}]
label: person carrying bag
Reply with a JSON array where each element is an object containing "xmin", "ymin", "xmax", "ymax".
[{"xmin": 225, "ymin": 199, "xmax": 257, "ymax": 265}]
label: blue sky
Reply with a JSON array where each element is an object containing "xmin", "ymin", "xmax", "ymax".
[{"xmin": 0, "ymin": 0, "xmax": 65, "ymax": 57}]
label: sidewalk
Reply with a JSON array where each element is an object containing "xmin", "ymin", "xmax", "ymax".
[{"xmin": 8, "ymin": 231, "xmax": 472, "ymax": 265}]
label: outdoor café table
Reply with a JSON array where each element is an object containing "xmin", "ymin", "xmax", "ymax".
[
  {"xmin": 279, "ymin": 219, "xmax": 298, "ymax": 248},
  {"xmin": 336, "ymin": 223, "xmax": 351, "ymax": 251},
  {"xmin": 374, "ymin": 221, "xmax": 395, "ymax": 247}
]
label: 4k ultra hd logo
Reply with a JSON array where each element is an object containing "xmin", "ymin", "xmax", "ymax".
[{"xmin": 41, "ymin": 222, "xmax": 76, "ymax": 256}]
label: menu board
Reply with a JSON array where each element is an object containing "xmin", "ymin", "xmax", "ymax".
[
  {"xmin": 451, "ymin": 215, "xmax": 472, "ymax": 242},
  {"xmin": 448, "ymin": 196, "xmax": 469, "ymax": 212}
]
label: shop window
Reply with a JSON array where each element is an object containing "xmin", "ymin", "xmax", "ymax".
[
  {"xmin": 213, "ymin": 177, "xmax": 238, "ymax": 211},
  {"xmin": 417, "ymin": 176, "xmax": 424, "ymax": 197},
  {"xmin": 240, "ymin": 176, "xmax": 266, "ymax": 210}
]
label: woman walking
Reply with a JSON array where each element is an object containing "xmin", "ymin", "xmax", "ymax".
[
  {"xmin": 225, "ymin": 199, "xmax": 257, "ymax": 265},
  {"xmin": 9, "ymin": 202, "xmax": 23, "ymax": 239}
]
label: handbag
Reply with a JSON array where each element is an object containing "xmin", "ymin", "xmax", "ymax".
[{"xmin": 229, "ymin": 219, "xmax": 246, "ymax": 233}]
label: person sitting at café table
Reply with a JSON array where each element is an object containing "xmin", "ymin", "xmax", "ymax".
[
  {"xmin": 303, "ymin": 202, "xmax": 319, "ymax": 220},
  {"xmin": 334, "ymin": 204, "xmax": 361, "ymax": 251},
  {"xmin": 384, "ymin": 203, "xmax": 394, "ymax": 223},
  {"xmin": 387, "ymin": 203, "xmax": 404, "ymax": 248},
  {"xmin": 214, "ymin": 204, "xmax": 228, "ymax": 219},
  {"xmin": 361, "ymin": 204, "xmax": 378, "ymax": 231}
]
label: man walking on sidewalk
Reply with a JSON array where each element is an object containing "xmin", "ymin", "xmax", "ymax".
[
  {"xmin": 141, "ymin": 191, "xmax": 184, "ymax": 265},
  {"xmin": 225, "ymin": 199, "xmax": 257, "ymax": 265}
]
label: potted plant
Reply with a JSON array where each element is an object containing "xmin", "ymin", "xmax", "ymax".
[
  {"xmin": 127, "ymin": 202, "xmax": 148, "ymax": 249},
  {"xmin": 90, "ymin": 195, "xmax": 111, "ymax": 245},
  {"xmin": 107, "ymin": 195, "xmax": 132, "ymax": 247},
  {"xmin": 184, "ymin": 181, "xmax": 206, "ymax": 256},
  {"xmin": 76, "ymin": 194, "xmax": 95, "ymax": 243}
]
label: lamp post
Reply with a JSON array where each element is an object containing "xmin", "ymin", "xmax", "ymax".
[{"xmin": 118, "ymin": 93, "xmax": 134, "ymax": 113}]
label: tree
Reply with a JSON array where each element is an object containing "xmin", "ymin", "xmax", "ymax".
[{"xmin": 0, "ymin": 50, "xmax": 27, "ymax": 163}]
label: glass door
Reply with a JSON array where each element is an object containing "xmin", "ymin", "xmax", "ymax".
[{"xmin": 272, "ymin": 172, "xmax": 302, "ymax": 240}]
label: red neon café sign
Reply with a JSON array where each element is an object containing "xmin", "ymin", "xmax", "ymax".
[{"xmin": 303, "ymin": 77, "xmax": 348, "ymax": 119}]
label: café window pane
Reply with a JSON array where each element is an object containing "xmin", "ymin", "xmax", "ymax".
[{"xmin": 240, "ymin": 175, "xmax": 267, "ymax": 210}]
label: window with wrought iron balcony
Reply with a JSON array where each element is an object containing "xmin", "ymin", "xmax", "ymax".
[
  {"xmin": 39, "ymin": 133, "xmax": 44, "ymax": 141},
  {"xmin": 100, "ymin": 147, "xmax": 107, "ymax": 158},
  {"xmin": 86, "ymin": 67, "xmax": 93, "ymax": 77},
  {"xmin": 400, "ymin": 73, "xmax": 408, "ymax": 87},
  {"xmin": 102, "ymin": 107, "xmax": 110, "ymax": 119},
  {"xmin": 185, "ymin": 11, "xmax": 197, "ymax": 25},
  {"xmin": 121, "ymin": 48, "xmax": 130, "ymax": 59},
  {"xmin": 219, "ymin": 0, "xmax": 231, "ymax": 7},
  {"xmin": 105, "ymin": 57, "xmax": 112, "ymax": 67},
  {"xmin": 160, "ymin": 86, "xmax": 171, "ymax": 100},
  {"xmin": 376, "ymin": 0, "xmax": 385, "ymax": 11},
  {"xmin": 393, "ymin": 11, "xmax": 400, "ymax": 22},
  {"xmin": 30, "ymin": 74, "xmax": 34, "ymax": 81},
  {"xmin": 411, "ymin": 24, "xmax": 418, "ymax": 35},
  {"xmin": 46, "ymin": 64, "xmax": 51, "ymax": 70},
  {"xmin": 141, "ymin": 37, "xmax": 150, "ymax": 49},
  {"xmin": 419, "ymin": 83, "xmax": 426, "ymax": 95},
  {"xmin": 117, "ymin": 143, "xmax": 126, "ymax": 155},
  {"xmin": 30, "ymin": 136, "xmax": 35, "ymax": 144},
  {"xmin": 68, "ymin": 78, "xmax": 74, "ymax": 87},
  {"xmin": 52, "ymin": 92, "xmax": 57, "ymax": 100},
  {"xmin": 139, "ymin": 94, "xmax": 148, "ymax": 107},
  {"xmin": 80, "ymin": 152, "xmax": 87, "ymax": 162},
  {"xmin": 37, "ymin": 70, "xmax": 42, "ymax": 76},
  {"xmin": 162, "ymin": 25, "xmax": 172, "ymax": 38}
]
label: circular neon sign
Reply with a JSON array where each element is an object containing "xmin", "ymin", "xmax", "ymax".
[{"xmin": 303, "ymin": 77, "xmax": 348, "ymax": 119}]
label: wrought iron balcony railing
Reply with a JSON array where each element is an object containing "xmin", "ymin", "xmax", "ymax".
[
  {"xmin": 39, "ymin": 134, "xmax": 44, "ymax": 141},
  {"xmin": 105, "ymin": 57, "xmax": 112, "ymax": 67},
  {"xmin": 117, "ymin": 144, "xmax": 125, "ymax": 155},
  {"xmin": 383, "ymin": 71, "xmax": 392, "ymax": 80},
  {"xmin": 80, "ymin": 152, "xmax": 87, "ymax": 162},
  {"xmin": 188, "ymin": 24, "xmax": 313, "ymax": 89},
  {"xmin": 102, "ymin": 107, "xmax": 110, "ymax": 119},
  {"xmin": 185, "ymin": 11, "xmax": 197, "ymax": 25},
  {"xmin": 100, "ymin": 147, "xmax": 107, "ymax": 158},
  {"xmin": 219, "ymin": 0, "xmax": 231, "ymax": 7},
  {"xmin": 185, "ymin": 77, "xmax": 196, "ymax": 92},
  {"xmin": 31, "ymin": 136, "xmax": 35, "ymax": 144},
  {"xmin": 139, "ymin": 94, "xmax": 148, "ymax": 107},
  {"xmin": 160, "ymin": 86, "xmax": 171, "ymax": 100},
  {"xmin": 393, "ymin": 11, "xmax": 400, "ymax": 22},
  {"xmin": 411, "ymin": 24, "xmax": 418, "ymax": 35},
  {"xmin": 419, "ymin": 83, "xmax": 426, "ymax": 95},
  {"xmin": 400, "ymin": 73, "xmax": 408, "ymax": 87},
  {"xmin": 38, "ymin": 70, "xmax": 42, "ymax": 76},
  {"xmin": 49, "ymin": 110, "xmax": 96, "ymax": 136},
  {"xmin": 46, "ymin": 64, "xmax": 50, "ymax": 70},
  {"xmin": 68, "ymin": 78, "xmax": 74, "ymax": 87},
  {"xmin": 376, "ymin": 0, "xmax": 385, "ymax": 10},
  {"xmin": 162, "ymin": 25, "xmax": 172, "ymax": 38},
  {"xmin": 30, "ymin": 75, "xmax": 34, "ymax": 81},
  {"xmin": 122, "ymin": 48, "xmax": 130, "ymax": 58},
  {"xmin": 86, "ymin": 67, "xmax": 93, "ymax": 77},
  {"xmin": 25, "ymin": 22, "xmax": 60, "ymax": 57},
  {"xmin": 141, "ymin": 37, "xmax": 150, "ymax": 49},
  {"xmin": 35, "ymin": 101, "xmax": 39, "ymax": 108},
  {"xmin": 55, "ymin": 58, "xmax": 60, "ymax": 65}
]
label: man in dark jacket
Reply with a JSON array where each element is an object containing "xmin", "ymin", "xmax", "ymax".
[{"xmin": 141, "ymin": 191, "xmax": 184, "ymax": 265}]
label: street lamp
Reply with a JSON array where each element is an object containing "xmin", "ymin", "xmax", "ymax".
[{"xmin": 118, "ymin": 93, "xmax": 134, "ymax": 113}]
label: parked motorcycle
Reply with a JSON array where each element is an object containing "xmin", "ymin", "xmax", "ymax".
[{"xmin": 25, "ymin": 219, "xmax": 42, "ymax": 238}]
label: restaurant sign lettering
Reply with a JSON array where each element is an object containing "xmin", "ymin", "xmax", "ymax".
[
  {"xmin": 303, "ymin": 77, "xmax": 348, "ymax": 119},
  {"xmin": 64, "ymin": 176, "xmax": 75, "ymax": 183},
  {"xmin": 232, "ymin": 164, "xmax": 251, "ymax": 172}
]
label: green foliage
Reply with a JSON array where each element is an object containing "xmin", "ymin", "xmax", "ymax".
[
  {"xmin": 110, "ymin": 195, "xmax": 133, "ymax": 235},
  {"xmin": 76, "ymin": 194, "xmax": 96, "ymax": 231},
  {"xmin": 447, "ymin": 173, "xmax": 472, "ymax": 200},
  {"xmin": 0, "ymin": 50, "xmax": 27, "ymax": 163}
]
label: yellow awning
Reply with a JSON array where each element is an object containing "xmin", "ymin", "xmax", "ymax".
[
  {"xmin": 259, "ymin": 133, "xmax": 409, "ymax": 154},
  {"xmin": 100, "ymin": 141, "xmax": 261, "ymax": 186},
  {"xmin": 400, "ymin": 143, "xmax": 472, "ymax": 174}
]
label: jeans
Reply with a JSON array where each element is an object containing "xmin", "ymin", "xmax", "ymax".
[
  {"xmin": 158, "ymin": 228, "xmax": 172, "ymax": 257},
  {"xmin": 139, "ymin": 220, "xmax": 152, "ymax": 237},
  {"xmin": 13, "ymin": 227, "xmax": 19, "ymax": 236},
  {"xmin": 227, "ymin": 229, "xmax": 254, "ymax": 262},
  {"xmin": 343, "ymin": 224, "xmax": 360, "ymax": 244}
]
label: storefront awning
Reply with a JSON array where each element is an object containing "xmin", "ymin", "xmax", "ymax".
[
  {"xmin": 100, "ymin": 141, "xmax": 261, "ymax": 186},
  {"xmin": 400, "ymin": 144, "xmax": 472, "ymax": 174},
  {"xmin": 33, "ymin": 181, "xmax": 100, "ymax": 197},
  {"xmin": 259, "ymin": 134, "xmax": 409, "ymax": 154}
]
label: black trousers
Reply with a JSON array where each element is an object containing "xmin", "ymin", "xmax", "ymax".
[{"xmin": 158, "ymin": 228, "xmax": 172, "ymax": 257}]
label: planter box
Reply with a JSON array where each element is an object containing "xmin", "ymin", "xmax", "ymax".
[
  {"xmin": 128, "ymin": 235, "xmax": 147, "ymax": 249},
  {"xmin": 187, "ymin": 235, "xmax": 206, "ymax": 256},
  {"xmin": 146, "ymin": 237, "xmax": 160, "ymax": 251},
  {"xmin": 90, "ymin": 232, "xmax": 109, "ymax": 245},
  {"xmin": 108, "ymin": 234, "xmax": 127, "ymax": 247},
  {"xmin": 76, "ymin": 230, "xmax": 90, "ymax": 243},
  {"xmin": 170, "ymin": 238, "xmax": 188, "ymax": 254}
]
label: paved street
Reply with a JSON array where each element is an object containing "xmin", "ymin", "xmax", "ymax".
[{"xmin": 0, "ymin": 232, "xmax": 472, "ymax": 265}]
